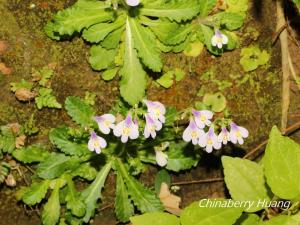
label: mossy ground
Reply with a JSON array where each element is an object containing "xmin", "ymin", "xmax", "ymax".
[{"xmin": 0, "ymin": 0, "xmax": 286, "ymax": 224}]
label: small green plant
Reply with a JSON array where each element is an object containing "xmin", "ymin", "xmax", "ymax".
[
  {"xmin": 240, "ymin": 46, "xmax": 270, "ymax": 72},
  {"xmin": 45, "ymin": 0, "xmax": 248, "ymax": 105}
]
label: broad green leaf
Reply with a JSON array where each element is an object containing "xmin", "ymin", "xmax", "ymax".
[
  {"xmin": 81, "ymin": 162, "xmax": 112, "ymax": 222},
  {"xmin": 130, "ymin": 212, "xmax": 180, "ymax": 225},
  {"xmin": 235, "ymin": 214, "xmax": 260, "ymax": 225},
  {"xmin": 101, "ymin": 27, "xmax": 124, "ymax": 49},
  {"xmin": 49, "ymin": 126, "xmax": 88, "ymax": 156},
  {"xmin": 260, "ymin": 214, "xmax": 300, "ymax": 225},
  {"xmin": 203, "ymin": 92, "xmax": 227, "ymax": 113},
  {"xmin": 156, "ymin": 71, "xmax": 174, "ymax": 88},
  {"xmin": 82, "ymin": 15, "xmax": 125, "ymax": 43},
  {"xmin": 35, "ymin": 88, "xmax": 62, "ymax": 110},
  {"xmin": 240, "ymin": 46, "xmax": 270, "ymax": 72},
  {"xmin": 212, "ymin": 12, "xmax": 244, "ymax": 30},
  {"xmin": 0, "ymin": 126, "xmax": 15, "ymax": 153},
  {"xmin": 119, "ymin": 17, "xmax": 147, "ymax": 105},
  {"xmin": 263, "ymin": 126, "xmax": 300, "ymax": 200},
  {"xmin": 199, "ymin": 0, "xmax": 216, "ymax": 16},
  {"xmin": 101, "ymin": 67, "xmax": 119, "ymax": 81},
  {"xmin": 129, "ymin": 18, "xmax": 162, "ymax": 72},
  {"xmin": 37, "ymin": 153, "xmax": 80, "ymax": 179},
  {"xmin": 65, "ymin": 175, "xmax": 86, "ymax": 217},
  {"xmin": 164, "ymin": 24, "xmax": 195, "ymax": 45},
  {"xmin": 222, "ymin": 156, "xmax": 270, "ymax": 212},
  {"xmin": 46, "ymin": 0, "xmax": 113, "ymax": 37},
  {"xmin": 166, "ymin": 142, "xmax": 200, "ymax": 172},
  {"xmin": 89, "ymin": 45, "xmax": 116, "ymax": 71},
  {"xmin": 116, "ymin": 159, "xmax": 163, "ymax": 213},
  {"xmin": 115, "ymin": 171, "xmax": 134, "ymax": 222},
  {"xmin": 155, "ymin": 169, "xmax": 171, "ymax": 195},
  {"xmin": 225, "ymin": 0, "xmax": 248, "ymax": 16},
  {"xmin": 22, "ymin": 180, "xmax": 50, "ymax": 205},
  {"xmin": 183, "ymin": 41, "xmax": 204, "ymax": 57},
  {"xmin": 65, "ymin": 96, "xmax": 95, "ymax": 127},
  {"xmin": 13, "ymin": 145, "xmax": 50, "ymax": 163},
  {"xmin": 72, "ymin": 162, "xmax": 97, "ymax": 181},
  {"xmin": 42, "ymin": 180, "xmax": 61, "ymax": 225},
  {"xmin": 181, "ymin": 200, "xmax": 243, "ymax": 225},
  {"xmin": 141, "ymin": 0, "xmax": 199, "ymax": 22}
]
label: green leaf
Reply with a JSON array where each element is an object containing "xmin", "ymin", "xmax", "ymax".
[
  {"xmin": 199, "ymin": 0, "xmax": 216, "ymax": 16},
  {"xmin": 197, "ymin": 24, "xmax": 222, "ymax": 55},
  {"xmin": 222, "ymin": 156, "xmax": 270, "ymax": 212},
  {"xmin": 263, "ymin": 126, "xmax": 300, "ymax": 200},
  {"xmin": 37, "ymin": 67, "xmax": 54, "ymax": 87},
  {"xmin": 293, "ymin": 0, "xmax": 300, "ymax": 12},
  {"xmin": 65, "ymin": 175, "xmax": 86, "ymax": 217},
  {"xmin": 130, "ymin": 212, "xmax": 180, "ymax": 225},
  {"xmin": 89, "ymin": 45, "xmax": 116, "ymax": 71},
  {"xmin": 129, "ymin": 18, "xmax": 162, "ymax": 72},
  {"xmin": 183, "ymin": 41, "xmax": 204, "ymax": 57},
  {"xmin": 42, "ymin": 180, "xmax": 61, "ymax": 225},
  {"xmin": 101, "ymin": 67, "xmax": 119, "ymax": 81},
  {"xmin": 225, "ymin": 0, "xmax": 248, "ymax": 16},
  {"xmin": 141, "ymin": 0, "xmax": 199, "ymax": 22},
  {"xmin": 166, "ymin": 142, "xmax": 200, "ymax": 172},
  {"xmin": 10, "ymin": 79, "xmax": 33, "ymax": 92},
  {"xmin": 260, "ymin": 214, "xmax": 300, "ymax": 225},
  {"xmin": 35, "ymin": 88, "xmax": 62, "ymax": 110},
  {"xmin": 72, "ymin": 162, "xmax": 97, "ymax": 181},
  {"xmin": 240, "ymin": 46, "xmax": 270, "ymax": 72},
  {"xmin": 82, "ymin": 15, "xmax": 125, "ymax": 43},
  {"xmin": 116, "ymin": 159, "xmax": 163, "ymax": 213},
  {"xmin": 164, "ymin": 24, "xmax": 195, "ymax": 45},
  {"xmin": 65, "ymin": 96, "xmax": 95, "ymax": 127},
  {"xmin": 155, "ymin": 169, "xmax": 171, "ymax": 195},
  {"xmin": 49, "ymin": 126, "xmax": 88, "ymax": 156},
  {"xmin": 81, "ymin": 162, "xmax": 112, "ymax": 222},
  {"xmin": 235, "ymin": 214, "xmax": 260, "ymax": 225},
  {"xmin": 181, "ymin": 200, "xmax": 243, "ymax": 225},
  {"xmin": 115, "ymin": 171, "xmax": 134, "ymax": 222},
  {"xmin": 156, "ymin": 71, "xmax": 174, "ymax": 88},
  {"xmin": 119, "ymin": 17, "xmax": 147, "ymax": 105},
  {"xmin": 203, "ymin": 92, "xmax": 227, "ymax": 113},
  {"xmin": 0, "ymin": 126, "xmax": 15, "ymax": 153},
  {"xmin": 37, "ymin": 153, "xmax": 80, "ymax": 179},
  {"xmin": 22, "ymin": 180, "xmax": 50, "ymax": 205},
  {"xmin": 101, "ymin": 27, "xmax": 124, "ymax": 49},
  {"xmin": 46, "ymin": 0, "xmax": 113, "ymax": 37},
  {"xmin": 212, "ymin": 12, "xmax": 244, "ymax": 30},
  {"xmin": 13, "ymin": 145, "xmax": 50, "ymax": 163}
]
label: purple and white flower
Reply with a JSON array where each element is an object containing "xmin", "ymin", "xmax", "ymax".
[
  {"xmin": 211, "ymin": 30, "xmax": 228, "ymax": 49},
  {"xmin": 144, "ymin": 100, "xmax": 166, "ymax": 123},
  {"xmin": 155, "ymin": 150, "xmax": 168, "ymax": 167},
  {"xmin": 144, "ymin": 114, "xmax": 163, "ymax": 139},
  {"xmin": 126, "ymin": 0, "xmax": 140, "ymax": 7},
  {"xmin": 183, "ymin": 119, "xmax": 205, "ymax": 145},
  {"xmin": 218, "ymin": 127, "xmax": 231, "ymax": 145},
  {"xmin": 94, "ymin": 114, "xmax": 115, "ymax": 134},
  {"xmin": 113, "ymin": 114, "xmax": 139, "ymax": 143},
  {"xmin": 229, "ymin": 122, "xmax": 249, "ymax": 145},
  {"xmin": 88, "ymin": 131, "xmax": 107, "ymax": 154},
  {"xmin": 192, "ymin": 109, "xmax": 213, "ymax": 129},
  {"xmin": 199, "ymin": 127, "xmax": 221, "ymax": 153}
]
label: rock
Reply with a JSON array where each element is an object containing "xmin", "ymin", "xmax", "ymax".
[{"xmin": 15, "ymin": 88, "xmax": 35, "ymax": 101}]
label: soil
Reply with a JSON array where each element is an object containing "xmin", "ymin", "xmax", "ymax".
[{"xmin": 0, "ymin": 0, "xmax": 298, "ymax": 224}]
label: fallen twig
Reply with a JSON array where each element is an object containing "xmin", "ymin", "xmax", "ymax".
[{"xmin": 172, "ymin": 177, "xmax": 224, "ymax": 186}]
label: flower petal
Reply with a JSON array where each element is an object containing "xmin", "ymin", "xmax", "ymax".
[
  {"xmin": 155, "ymin": 151, "xmax": 168, "ymax": 167},
  {"xmin": 113, "ymin": 122, "xmax": 124, "ymax": 137},
  {"xmin": 182, "ymin": 127, "xmax": 192, "ymax": 142},
  {"xmin": 121, "ymin": 135, "xmax": 129, "ymax": 143},
  {"xmin": 211, "ymin": 35, "xmax": 217, "ymax": 46},
  {"xmin": 239, "ymin": 126, "xmax": 249, "ymax": 138},
  {"xmin": 222, "ymin": 34, "xmax": 228, "ymax": 44}
]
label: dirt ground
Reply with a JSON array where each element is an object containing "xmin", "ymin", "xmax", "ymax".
[{"xmin": 0, "ymin": 0, "xmax": 299, "ymax": 224}]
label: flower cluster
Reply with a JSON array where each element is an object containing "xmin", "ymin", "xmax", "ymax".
[{"xmin": 182, "ymin": 110, "xmax": 249, "ymax": 153}]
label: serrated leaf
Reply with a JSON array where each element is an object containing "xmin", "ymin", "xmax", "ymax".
[
  {"xmin": 130, "ymin": 212, "xmax": 180, "ymax": 225},
  {"xmin": 82, "ymin": 15, "xmax": 125, "ymax": 43},
  {"xmin": 38, "ymin": 67, "xmax": 54, "ymax": 87},
  {"xmin": 10, "ymin": 79, "xmax": 33, "ymax": 92},
  {"xmin": 42, "ymin": 180, "xmax": 61, "ymax": 225},
  {"xmin": 234, "ymin": 214, "xmax": 260, "ymax": 225},
  {"xmin": 115, "ymin": 171, "xmax": 134, "ymax": 222},
  {"xmin": 212, "ymin": 12, "xmax": 244, "ymax": 30},
  {"xmin": 141, "ymin": 0, "xmax": 199, "ymax": 22},
  {"xmin": 47, "ymin": 0, "xmax": 113, "ymax": 37},
  {"xmin": 81, "ymin": 162, "xmax": 112, "ymax": 222},
  {"xmin": 222, "ymin": 156, "xmax": 270, "ymax": 212},
  {"xmin": 35, "ymin": 88, "xmax": 62, "ymax": 110},
  {"xmin": 72, "ymin": 162, "xmax": 97, "ymax": 181},
  {"xmin": 65, "ymin": 96, "xmax": 95, "ymax": 127},
  {"xmin": 164, "ymin": 24, "xmax": 195, "ymax": 46},
  {"xmin": 0, "ymin": 126, "xmax": 15, "ymax": 153},
  {"xmin": 166, "ymin": 142, "xmax": 200, "ymax": 172},
  {"xmin": 101, "ymin": 26, "xmax": 124, "ymax": 49},
  {"xmin": 22, "ymin": 180, "xmax": 50, "ymax": 205},
  {"xmin": 263, "ymin": 126, "xmax": 300, "ymax": 200},
  {"xmin": 13, "ymin": 145, "xmax": 50, "ymax": 163},
  {"xmin": 181, "ymin": 200, "xmax": 243, "ymax": 225},
  {"xmin": 37, "ymin": 153, "xmax": 80, "ymax": 179},
  {"xmin": 129, "ymin": 17, "xmax": 162, "ymax": 72},
  {"xmin": 199, "ymin": 0, "xmax": 216, "ymax": 16},
  {"xmin": 49, "ymin": 126, "xmax": 88, "ymax": 156},
  {"xmin": 116, "ymin": 158, "xmax": 163, "ymax": 213},
  {"xmin": 65, "ymin": 175, "xmax": 86, "ymax": 217},
  {"xmin": 120, "ymin": 18, "xmax": 147, "ymax": 105},
  {"xmin": 89, "ymin": 45, "xmax": 117, "ymax": 71}
]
